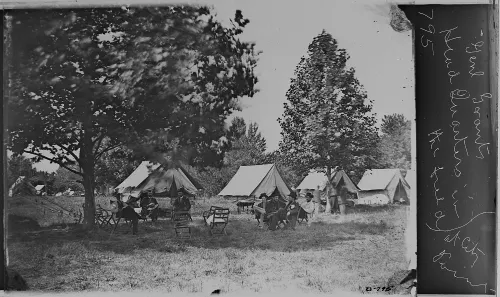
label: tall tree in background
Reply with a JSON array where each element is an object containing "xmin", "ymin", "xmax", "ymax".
[
  {"xmin": 378, "ymin": 114, "xmax": 411, "ymax": 170},
  {"xmin": 278, "ymin": 30, "xmax": 380, "ymax": 212},
  {"xmin": 226, "ymin": 117, "xmax": 247, "ymax": 141},
  {"xmin": 53, "ymin": 167, "xmax": 84, "ymax": 193},
  {"xmin": 7, "ymin": 7, "xmax": 259, "ymax": 228},
  {"xmin": 188, "ymin": 117, "xmax": 268, "ymax": 196},
  {"xmin": 7, "ymin": 155, "xmax": 36, "ymax": 187},
  {"xmin": 223, "ymin": 118, "xmax": 267, "ymax": 167}
]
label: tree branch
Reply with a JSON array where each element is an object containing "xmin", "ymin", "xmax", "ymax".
[
  {"xmin": 23, "ymin": 150, "xmax": 83, "ymax": 176},
  {"xmin": 55, "ymin": 143, "xmax": 82, "ymax": 168},
  {"xmin": 94, "ymin": 143, "xmax": 121, "ymax": 161},
  {"xmin": 92, "ymin": 133, "xmax": 106, "ymax": 157}
]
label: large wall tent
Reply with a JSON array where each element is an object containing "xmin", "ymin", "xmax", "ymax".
[
  {"xmin": 296, "ymin": 169, "xmax": 359, "ymax": 199},
  {"xmin": 218, "ymin": 164, "xmax": 292, "ymax": 199},
  {"xmin": 115, "ymin": 161, "xmax": 203, "ymax": 199},
  {"xmin": 356, "ymin": 169, "xmax": 410, "ymax": 204}
]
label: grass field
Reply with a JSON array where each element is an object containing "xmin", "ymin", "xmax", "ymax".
[{"xmin": 6, "ymin": 195, "xmax": 411, "ymax": 295}]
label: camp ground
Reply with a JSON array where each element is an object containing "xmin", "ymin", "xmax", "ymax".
[
  {"xmin": 7, "ymin": 4, "xmax": 418, "ymax": 295},
  {"xmin": 356, "ymin": 169, "xmax": 410, "ymax": 205}
]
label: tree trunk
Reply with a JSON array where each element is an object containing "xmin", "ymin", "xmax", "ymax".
[
  {"xmin": 82, "ymin": 164, "xmax": 96, "ymax": 229},
  {"xmin": 80, "ymin": 104, "xmax": 96, "ymax": 230},
  {"xmin": 325, "ymin": 166, "xmax": 332, "ymax": 214}
]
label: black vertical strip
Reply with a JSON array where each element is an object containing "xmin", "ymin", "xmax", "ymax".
[
  {"xmin": 401, "ymin": 4, "xmax": 497, "ymax": 295},
  {"xmin": 1, "ymin": 10, "xmax": 7, "ymax": 291}
]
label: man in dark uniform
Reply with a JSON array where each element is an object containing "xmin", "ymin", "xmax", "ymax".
[
  {"xmin": 268, "ymin": 192, "xmax": 300, "ymax": 231},
  {"xmin": 266, "ymin": 195, "xmax": 281, "ymax": 213},
  {"xmin": 173, "ymin": 188, "xmax": 191, "ymax": 212}
]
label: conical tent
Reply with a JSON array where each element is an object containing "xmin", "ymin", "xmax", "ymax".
[
  {"xmin": 357, "ymin": 169, "xmax": 410, "ymax": 203},
  {"xmin": 115, "ymin": 161, "xmax": 203, "ymax": 198},
  {"xmin": 218, "ymin": 164, "xmax": 292, "ymax": 198}
]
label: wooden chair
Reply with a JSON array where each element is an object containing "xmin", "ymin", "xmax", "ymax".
[
  {"xmin": 203, "ymin": 206, "xmax": 230, "ymax": 235},
  {"xmin": 171, "ymin": 209, "xmax": 192, "ymax": 222},
  {"xmin": 202, "ymin": 206, "xmax": 224, "ymax": 224},
  {"xmin": 173, "ymin": 210, "xmax": 192, "ymax": 239}
]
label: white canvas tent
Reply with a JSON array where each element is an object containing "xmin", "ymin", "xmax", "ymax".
[
  {"xmin": 296, "ymin": 169, "xmax": 359, "ymax": 199},
  {"xmin": 357, "ymin": 169, "xmax": 410, "ymax": 204},
  {"xmin": 115, "ymin": 161, "xmax": 203, "ymax": 199},
  {"xmin": 218, "ymin": 164, "xmax": 292, "ymax": 198}
]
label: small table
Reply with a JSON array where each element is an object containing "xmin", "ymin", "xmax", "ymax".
[{"xmin": 236, "ymin": 199, "xmax": 255, "ymax": 214}]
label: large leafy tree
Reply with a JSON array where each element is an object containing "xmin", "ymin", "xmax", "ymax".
[
  {"xmin": 7, "ymin": 7, "xmax": 259, "ymax": 228},
  {"xmin": 378, "ymin": 114, "xmax": 411, "ymax": 170},
  {"xmin": 278, "ymin": 30, "xmax": 380, "ymax": 211}
]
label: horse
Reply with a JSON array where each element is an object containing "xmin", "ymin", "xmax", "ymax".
[{"xmin": 110, "ymin": 199, "xmax": 141, "ymax": 235}]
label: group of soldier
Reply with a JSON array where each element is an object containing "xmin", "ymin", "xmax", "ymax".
[
  {"xmin": 112, "ymin": 188, "xmax": 193, "ymax": 235},
  {"xmin": 254, "ymin": 191, "xmax": 301, "ymax": 231},
  {"xmin": 253, "ymin": 184, "xmax": 353, "ymax": 231}
]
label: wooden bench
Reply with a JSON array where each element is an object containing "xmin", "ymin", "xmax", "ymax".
[{"xmin": 203, "ymin": 206, "xmax": 230, "ymax": 235}]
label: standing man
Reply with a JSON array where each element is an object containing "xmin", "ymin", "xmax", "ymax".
[
  {"xmin": 329, "ymin": 183, "xmax": 340, "ymax": 214},
  {"xmin": 313, "ymin": 186, "xmax": 322, "ymax": 215},
  {"xmin": 254, "ymin": 193, "xmax": 266, "ymax": 228}
]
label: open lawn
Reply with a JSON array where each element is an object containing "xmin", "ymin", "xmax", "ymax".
[{"xmin": 6, "ymin": 195, "xmax": 410, "ymax": 295}]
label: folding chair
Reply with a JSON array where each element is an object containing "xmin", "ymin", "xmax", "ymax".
[
  {"xmin": 95, "ymin": 205, "xmax": 116, "ymax": 229},
  {"xmin": 297, "ymin": 207, "xmax": 309, "ymax": 225},
  {"xmin": 203, "ymin": 207, "xmax": 230, "ymax": 235}
]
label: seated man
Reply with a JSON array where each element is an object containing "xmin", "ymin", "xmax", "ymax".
[
  {"xmin": 140, "ymin": 190, "xmax": 159, "ymax": 220},
  {"xmin": 254, "ymin": 193, "xmax": 280, "ymax": 227},
  {"xmin": 268, "ymin": 192, "xmax": 300, "ymax": 231},
  {"xmin": 173, "ymin": 188, "xmax": 192, "ymax": 212}
]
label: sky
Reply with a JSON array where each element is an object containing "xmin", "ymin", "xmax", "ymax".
[
  {"xmin": 211, "ymin": 0, "xmax": 415, "ymax": 153},
  {"xmin": 23, "ymin": 0, "xmax": 416, "ymax": 173}
]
